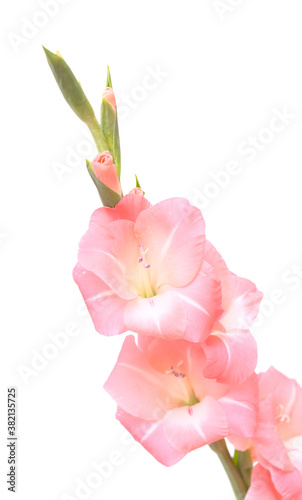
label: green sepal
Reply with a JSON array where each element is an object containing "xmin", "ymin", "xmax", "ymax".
[
  {"xmin": 86, "ymin": 160, "xmax": 122, "ymax": 208},
  {"xmin": 43, "ymin": 46, "xmax": 108, "ymax": 152},
  {"xmin": 135, "ymin": 174, "xmax": 142, "ymax": 188},
  {"xmin": 134, "ymin": 174, "xmax": 145, "ymax": 195},
  {"xmin": 100, "ymin": 96, "xmax": 121, "ymax": 180},
  {"xmin": 106, "ymin": 66, "xmax": 113, "ymax": 88}
]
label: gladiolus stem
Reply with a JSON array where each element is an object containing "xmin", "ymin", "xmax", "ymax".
[
  {"xmin": 88, "ymin": 116, "xmax": 109, "ymax": 152},
  {"xmin": 209, "ymin": 440, "xmax": 248, "ymax": 500}
]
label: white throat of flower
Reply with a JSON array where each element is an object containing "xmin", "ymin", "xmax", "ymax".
[{"xmin": 136, "ymin": 244, "xmax": 156, "ymax": 298}]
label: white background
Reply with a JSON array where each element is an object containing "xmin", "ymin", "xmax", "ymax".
[{"xmin": 1, "ymin": 1, "xmax": 302, "ymax": 499}]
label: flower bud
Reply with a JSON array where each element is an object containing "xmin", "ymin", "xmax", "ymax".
[
  {"xmin": 129, "ymin": 187, "xmax": 144, "ymax": 197},
  {"xmin": 103, "ymin": 87, "xmax": 116, "ymax": 111},
  {"xmin": 92, "ymin": 152, "xmax": 122, "ymax": 196}
]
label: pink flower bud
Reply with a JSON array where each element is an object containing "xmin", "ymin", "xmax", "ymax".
[
  {"xmin": 103, "ymin": 87, "xmax": 116, "ymax": 111},
  {"xmin": 92, "ymin": 151, "xmax": 121, "ymax": 195},
  {"xmin": 128, "ymin": 187, "xmax": 144, "ymax": 197}
]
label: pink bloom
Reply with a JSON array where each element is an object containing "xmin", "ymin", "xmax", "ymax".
[
  {"xmin": 202, "ymin": 242, "xmax": 263, "ymax": 383},
  {"xmin": 103, "ymin": 87, "xmax": 116, "ymax": 111},
  {"xmin": 92, "ymin": 151, "xmax": 121, "ymax": 195},
  {"xmin": 129, "ymin": 187, "xmax": 144, "ymax": 197},
  {"xmin": 231, "ymin": 368, "xmax": 302, "ymax": 499},
  {"xmin": 73, "ymin": 195, "xmax": 223, "ymax": 342},
  {"xmin": 104, "ymin": 335, "xmax": 258, "ymax": 466}
]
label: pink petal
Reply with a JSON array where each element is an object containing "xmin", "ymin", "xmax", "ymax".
[
  {"xmin": 73, "ymin": 263, "xmax": 126, "ymax": 336},
  {"xmin": 219, "ymin": 373, "xmax": 258, "ymax": 438},
  {"xmin": 78, "ymin": 219, "xmax": 139, "ymax": 300},
  {"xmin": 114, "ymin": 193, "xmax": 152, "ymax": 222},
  {"xmin": 204, "ymin": 241, "xmax": 263, "ymax": 331},
  {"xmin": 246, "ymin": 465, "xmax": 283, "ymax": 500},
  {"xmin": 124, "ymin": 290, "xmax": 187, "ymax": 340},
  {"xmin": 175, "ymin": 262, "xmax": 223, "ymax": 343},
  {"xmin": 104, "ymin": 336, "xmax": 188, "ymax": 420},
  {"xmin": 162, "ymin": 396, "xmax": 228, "ymax": 454},
  {"xmin": 202, "ymin": 330, "xmax": 258, "ymax": 384},
  {"xmin": 220, "ymin": 273, "xmax": 264, "ymax": 331},
  {"xmin": 116, "ymin": 407, "xmax": 185, "ymax": 466},
  {"xmin": 89, "ymin": 193, "xmax": 151, "ymax": 228},
  {"xmin": 228, "ymin": 436, "xmax": 252, "ymax": 452},
  {"xmin": 88, "ymin": 206, "xmax": 119, "ymax": 227},
  {"xmin": 284, "ymin": 436, "xmax": 302, "ymax": 473},
  {"xmin": 270, "ymin": 466, "xmax": 302, "ymax": 499},
  {"xmin": 136, "ymin": 336, "xmax": 194, "ymax": 374},
  {"xmin": 134, "ymin": 198, "xmax": 205, "ymax": 289}
]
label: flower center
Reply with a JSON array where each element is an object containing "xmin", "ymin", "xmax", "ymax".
[
  {"xmin": 166, "ymin": 360, "xmax": 200, "ymax": 407},
  {"xmin": 276, "ymin": 404, "xmax": 291, "ymax": 424},
  {"xmin": 136, "ymin": 244, "xmax": 156, "ymax": 298}
]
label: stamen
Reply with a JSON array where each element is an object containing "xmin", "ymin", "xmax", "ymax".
[
  {"xmin": 165, "ymin": 363, "xmax": 186, "ymax": 378},
  {"xmin": 165, "ymin": 365, "xmax": 174, "ymax": 375},
  {"xmin": 138, "ymin": 244, "xmax": 151, "ymax": 268},
  {"xmin": 276, "ymin": 404, "xmax": 291, "ymax": 424}
]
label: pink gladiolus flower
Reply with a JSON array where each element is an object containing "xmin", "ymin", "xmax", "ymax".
[
  {"xmin": 104, "ymin": 335, "xmax": 258, "ymax": 466},
  {"xmin": 129, "ymin": 187, "xmax": 144, "ymax": 196},
  {"xmin": 103, "ymin": 87, "xmax": 116, "ymax": 111},
  {"xmin": 73, "ymin": 194, "xmax": 262, "ymax": 373},
  {"xmin": 73, "ymin": 195, "xmax": 223, "ymax": 342},
  {"xmin": 92, "ymin": 151, "xmax": 121, "ymax": 195},
  {"xmin": 231, "ymin": 368, "xmax": 302, "ymax": 499}
]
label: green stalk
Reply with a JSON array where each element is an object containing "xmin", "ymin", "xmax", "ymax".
[{"xmin": 209, "ymin": 440, "xmax": 248, "ymax": 500}]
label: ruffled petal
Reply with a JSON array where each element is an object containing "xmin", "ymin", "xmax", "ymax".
[
  {"xmin": 246, "ymin": 465, "xmax": 282, "ymax": 500},
  {"xmin": 124, "ymin": 290, "xmax": 187, "ymax": 340},
  {"xmin": 270, "ymin": 466, "xmax": 302, "ymax": 499},
  {"xmin": 175, "ymin": 262, "xmax": 223, "ymax": 343},
  {"xmin": 89, "ymin": 193, "xmax": 151, "ymax": 228},
  {"xmin": 219, "ymin": 373, "xmax": 258, "ymax": 438},
  {"xmin": 204, "ymin": 241, "xmax": 263, "ymax": 331},
  {"xmin": 163, "ymin": 396, "xmax": 228, "ymax": 454},
  {"xmin": 134, "ymin": 198, "xmax": 205, "ymax": 289},
  {"xmin": 114, "ymin": 193, "xmax": 152, "ymax": 222},
  {"xmin": 78, "ymin": 219, "xmax": 139, "ymax": 300},
  {"xmin": 116, "ymin": 408, "xmax": 185, "ymax": 466},
  {"xmin": 73, "ymin": 263, "xmax": 126, "ymax": 336},
  {"xmin": 202, "ymin": 330, "xmax": 258, "ymax": 384}
]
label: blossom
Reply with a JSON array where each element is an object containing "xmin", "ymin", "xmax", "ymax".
[
  {"xmin": 92, "ymin": 151, "xmax": 121, "ymax": 195},
  {"xmin": 73, "ymin": 195, "xmax": 223, "ymax": 342},
  {"xmin": 104, "ymin": 335, "xmax": 258, "ymax": 466},
  {"xmin": 231, "ymin": 368, "xmax": 302, "ymax": 499}
]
